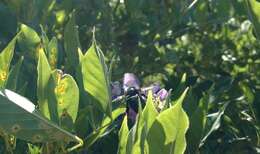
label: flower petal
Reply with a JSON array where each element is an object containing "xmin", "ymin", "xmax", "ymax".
[
  {"xmin": 157, "ymin": 88, "xmax": 168, "ymax": 101},
  {"xmin": 123, "ymin": 73, "xmax": 140, "ymax": 92}
]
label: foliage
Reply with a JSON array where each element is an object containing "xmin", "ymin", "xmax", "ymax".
[{"xmin": 0, "ymin": 0, "xmax": 260, "ymax": 154}]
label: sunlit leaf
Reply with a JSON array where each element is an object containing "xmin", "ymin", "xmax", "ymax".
[
  {"xmin": 81, "ymin": 42, "xmax": 112, "ymax": 117},
  {"xmin": 37, "ymin": 50, "xmax": 53, "ymax": 120},
  {"xmin": 142, "ymin": 91, "xmax": 159, "ymax": 131},
  {"xmin": 47, "ymin": 37, "xmax": 58, "ymax": 69},
  {"xmin": 132, "ymin": 91, "xmax": 158, "ymax": 154},
  {"xmin": 118, "ymin": 116, "xmax": 129, "ymax": 154},
  {"xmin": 0, "ymin": 89, "xmax": 82, "ymax": 145},
  {"xmin": 247, "ymin": 0, "xmax": 260, "ymax": 38},
  {"xmin": 18, "ymin": 24, "xmax": 41, "ymax": 54},
  {"xmin": 51, "ymin": 70, "xmax": 79, "ymax": 123},
  {"xmin": 147, "ymin": 88, "xmax": 189, "ymax": 154},
  {"xmin": 0, "ymin": 35, "xmax": 17, "ymax": 88},
  {"xmin": 126, "ymin": 125, "xmax": 136, "ymax": 154}
]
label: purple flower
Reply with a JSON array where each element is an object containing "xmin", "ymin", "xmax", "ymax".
[
  {"xmin": 141, "ymin": 83, "xmax": 161, "ymax": 95},
  {"xmin": 151, "ymin": 83, "xmax": 161, "ymax": 94},
  {"xmin": 123, "ymin": 73, "xmax": 140, "ymax": 92},
  {"xmin": 156, "ymin": 88, "xmax": 168, "ymax": 101}
]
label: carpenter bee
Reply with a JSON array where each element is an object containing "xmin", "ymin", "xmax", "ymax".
[{"xmin": 125, "ymin": 87, "xmax": 146, "ymax": 127}]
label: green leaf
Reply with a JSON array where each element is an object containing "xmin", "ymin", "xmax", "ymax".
[
  {"xmin": 214, "ymin": 0, "xmax": 233, "ymax": 18},
  {"xmin": 125, "ymin": 102, "xmax": 143, "ymax": 154},
  {"xmin": 6, "ymin": 56, "xmax": 24, "ymax": 91},
  {"xmin": 0, "ymin": 89, "xmax": 82, "ymax": 145},
  {"xmin": 247, "ymin": 0, "xmax": 260, "ymax": 38},
  {"xmin": 172, "ymin": 73, "xmax": 187, "ymax": 103},
  {"xmin": 239, "ymin": 81, "xmax": 255, "ymax": 105},
  {"xmin": 40, "ymin": 25, "xmax": 49, "ymax": 52},
  {"xmin": 51, "ymin": 70, "xmax": 79, "ymax": 123},
  {"xmin": 182, "ymin": 89, "xmax": 199, "ymax": 117},
  {"xmin": 187, "ymin": 95, "xmax": 209, "ymax": 153},
  {"xmin": 130, "ymin": 102, "xmax": 143, "ymax": 154},
  {"xmin": 78, "ymin": 47, "xmax": 84, "ymax": 63},
  {"xmin": 47, "ymin": 37, "xmax": 58, "ymax": 69},
  {"xmin": 147, "ymin": 88, "xmax": 189, "ymax": 154},
  {"xmin": 0, "ymin": 35, "xmax": 17, "ymax": 88},
  {"xmin": 193, "ymin": 1, "xmax": 209, "ymax": 25},
  {"xmin": 142, "ymin": 91, "xmax": 159, "ymax": 131},
  {"xmin": 64, "ymin": 11, "xmax": 80, "ymax": 71},
  {"xmin": 125, "ymin": 0, "xmax": 144, "ymax": 19},
  {"xmin": 118, "ymin": 116, "xmax": 129, "ymax": 154},
  {"xmin": 126, "ymin": 125, "xmax": 136, "ymax": 154},
  {"xmin": 200, "ymin": 102, "xmax": 229, "ymax": 147},
  {"xmin": 28, "ymin": 143, "xmax": 42, "ymax": 154},
  {"xmin": 18, "ymin": 24, "xmax": 41, "ymax": 54},
  {"xmin": 37, "ymin": 50, "xmax": 53, "ymax": 120},
  {"xmin": 132, "ymin": 91, "xmax": 158, "ymax": 154},
  {"xmin": 81, "ymin": 42, "xmax": 112, "ymax": 117},
  {"xmin": 84, "ymin": 107, "xmax": 125, "ymax": 148}
]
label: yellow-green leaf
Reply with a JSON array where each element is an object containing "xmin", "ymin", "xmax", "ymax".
[
  {"xmin": 118, "ymin": 116, "xmax": 129, "ymax": 154},
  {"xmin": 47, "ymin": 37, "xmax": 59, "ymax": 69},
  {"xmin": 0, "ymin": 34, "xmax": 17, "ymax": 88},
  {"xmin": 132, "ymin": 91, "xmax": 158, "ymax": 154},
  {"xmin": 18, "ymin": 24, "xmax": 41, "ymax": 54},
  {"xmin": 247, "ymin": 0, "xmax": 260, "ymax": 38},
  {"xmin": 51, "ymin": 70, "xmax": 79, "ymax": 123},
  {"xmin": 37, "ymin": 50, "xmax": 52, "ymax": 120},
  {"xmin": 147, "ymin": 88, "xmax": 189, "ymax": 154},
  {"xmin": 0, "ymin": 89, "xmax": 83, "ymax": 151},
  {"xmin": 81, "ymin": 42, "xmax": 112, "ymax": 117}
]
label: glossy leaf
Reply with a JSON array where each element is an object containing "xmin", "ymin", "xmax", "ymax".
[
  {"xmin": 47, "ymin": 37, "xmax": 59, "ymax": 69},
  {"xmin": 0, "ymin": 35, "xmax": 17, "ymax": 88},
  {"xmin": 37, "ymin": 50, "xmax": 52, "ymax": 120},
  {"xmin": 81, "ymin": 42, "xmax": 112, "ymax": 117},
  {"xmin": 51, "ymin": 70, "xmax": 79, "ymax": 123},
  {"xmin": 0, "ymin": 89, "xmax": 81, "ymax": 144},
  {"xmin": 18, "ymin": 24, "xmax": 41, "ymax": 54},
  {"xmin": 132, "ymin": 91, "xmax": 158, "ymax": 154},
  {"xmin": 147, "ymin": 88, "xmax": 189, "ymax": 154},
  {"xmin": 142, "ymin": 91, "xmax": 159, "ymax": 131},
  {"xmin": 126, "ymin": 125, "xmax": 136, "ymax": 154},
  {"xmin": 247, "ymin": 0, "xmax": 260, "ymax": 38},
  {"xmin": 118, "ymin": 116, "xmax": 129, "ymax": 154}
]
